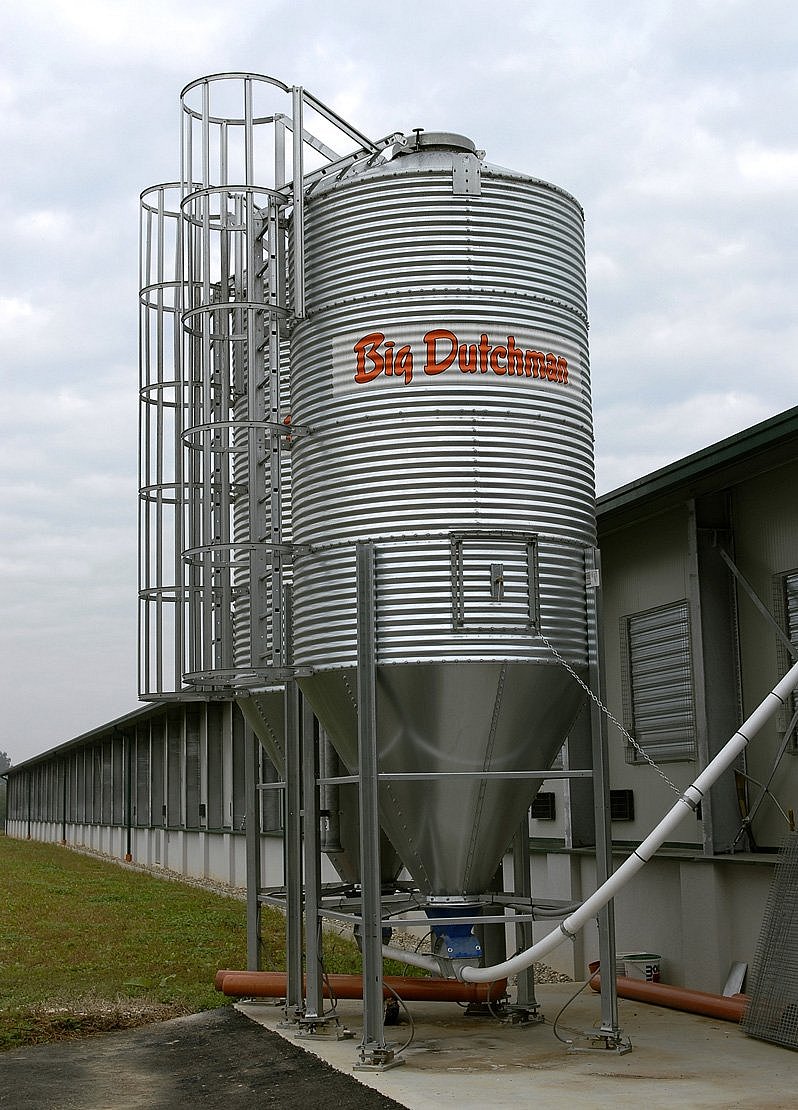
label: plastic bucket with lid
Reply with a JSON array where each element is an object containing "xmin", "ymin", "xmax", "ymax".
[{"xmin": 622, "ymin": 953, "xmax": 661, "ymax": 982}]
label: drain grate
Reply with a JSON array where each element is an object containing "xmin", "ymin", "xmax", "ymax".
[{"xmin": 742, "ymin": 831, "xmax": 798, "ymax": 1049}]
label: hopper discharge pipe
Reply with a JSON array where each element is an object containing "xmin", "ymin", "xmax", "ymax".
[
  {"xmin": 381, "ymin": 946, "xmax": 441, "ymax": 975},
  {"xmin": 461, "ymin": 658, "xmax": 798, "ymax": 984}
]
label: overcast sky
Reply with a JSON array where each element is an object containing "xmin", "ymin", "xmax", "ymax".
[{"xmin": 1, "ymin": 0, "xmax": 796, "ymax": 764}]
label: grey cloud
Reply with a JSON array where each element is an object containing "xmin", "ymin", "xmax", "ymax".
[{"xmin": 1, "ymin": 0, "xmax": 796, "ymax": 760}]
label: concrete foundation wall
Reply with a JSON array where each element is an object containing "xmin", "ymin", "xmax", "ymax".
[
  {"xmin": 5, "ymin": 818, "xmax": 350, "ymax": 896},
  {"xmin": 5, "ymin": 818, "xmax": 287, "ymax": 890}
]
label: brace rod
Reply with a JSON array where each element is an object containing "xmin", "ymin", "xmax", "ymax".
[{"xmin": 719, "ymin": 547, "xmax": 797, "ymax": 659}]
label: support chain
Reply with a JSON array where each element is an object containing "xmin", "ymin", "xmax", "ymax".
[{"xmin": 539, "ymin": 632, "xmax": 681, "ymax": 797}]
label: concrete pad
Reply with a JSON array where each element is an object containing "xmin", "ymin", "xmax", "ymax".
[{"xmin": 239, "ymin": 984, "xmax": 796, "ymax": 1110}]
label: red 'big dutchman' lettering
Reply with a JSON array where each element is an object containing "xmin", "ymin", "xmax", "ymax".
[
  {"xmin": 506, "ymin": 337, "xmax": 524, "ymax": 375},
  {"xmin": 352, "ymin": 329, "xmax": 569, "ymax": 386},
  {"xmin": 423, "ymin": 329, "xmax": 458, "ymax": 374},
  {"xmin": 353, "ymin": 332, "xmax": 414, "ymax": 384}
]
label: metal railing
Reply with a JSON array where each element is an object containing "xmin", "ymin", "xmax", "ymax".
[{"xmin": 139, "ymin": 74, "xmax": 392, "ymax": 698}]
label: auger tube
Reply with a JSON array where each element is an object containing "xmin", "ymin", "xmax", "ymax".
[{"xmin": 461, "ymin": 658, "xmax": 798, "ymax": 983}]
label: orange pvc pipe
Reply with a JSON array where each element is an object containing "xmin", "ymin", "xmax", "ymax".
[
  {"xmin": 215, "ymin": 970, "xmax": 507, "ymax": 1004},
  {"xmin": 215, "ymin": 969, "xmax": 234, "ymax": 992},
  {"xmin": 588, "ymin": 966, "xmax": 748, "ymax": 1023}
]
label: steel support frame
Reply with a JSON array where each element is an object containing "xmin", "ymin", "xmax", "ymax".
[
  {"xmin": 244, "ymin": 723, "xmax": 262, "ymax": 971},
  {"xmin": 320, "ymin": 542, "xmax": 622, "ymax": 1057},
  {"xmin": 510, "ymin": 821, "xmax": 540, "ymax": 1020},
  {"xmin": 354, "ymin": 542, "xmax": 402, "ymax": 1070},
  {"xmin": 584, "ymin": 547, "xmax": 628, "ymax": 1051},
  {"xmin": 283, "ymin": 586, "xmax": 305, "ymax": 1022},
  {"xmin": 300, "ymin": 696, "xmax": 328, "ymax": 1026}
]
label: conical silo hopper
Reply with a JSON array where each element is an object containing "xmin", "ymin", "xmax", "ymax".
[
  {"xmin": 239, "ymin": 690, "xmax": 402, "ymax": 886},
  {"xmin": 290, "ymin": 133, "xmax": 594, "ymax": 897}
]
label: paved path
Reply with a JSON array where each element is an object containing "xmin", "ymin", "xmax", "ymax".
[{"xmin": 0, "ymin": 1008, "xmax": 406, "ymax": 1110}]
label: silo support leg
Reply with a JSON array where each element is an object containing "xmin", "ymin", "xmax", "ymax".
[
  {"xmin": 355, "ymin": 542, "xmax": 403, "ymax": 1070},
  {"xmin": 586, "ymin": 548, "xmax": 630, "ymax": 1053},
  {"xmin": 478, "ymin": 882, "xmax": 509, "ymax": 974},
  {"xmin": 299, "ymin": 697, "xmax": 332, "ymax": 1030},
  {"xmin": 510, "ymin": 823, "xmax": 542, "ymax": 1022},
  {"xmin": 282, "ymin": 671, "xmax": 305, "ymax": 1023},
  {"xmin": 244, "ymin": 724, "xmax": 261, "ymax": 971}
]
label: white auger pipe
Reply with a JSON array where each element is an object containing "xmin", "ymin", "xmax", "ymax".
[
  {"xmin": 382, "ymin": 945, "xmax": 441, "ymax": 975},
  {"xmin": 461, "ymin": 657, "xmax": 798, "ymax": 984}
]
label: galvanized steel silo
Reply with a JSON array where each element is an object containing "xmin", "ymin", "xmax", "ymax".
[{"xmin": 290, "ymin": 132, "xmax": 594, "ymax": 896}]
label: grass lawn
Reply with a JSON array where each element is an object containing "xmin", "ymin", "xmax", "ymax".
[{"xmin": 0, "ymin": 833, "xmax": 368, "ymax": 1051}]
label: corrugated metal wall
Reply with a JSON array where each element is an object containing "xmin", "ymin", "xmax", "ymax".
[{"xmin": 5, "ymin": 702, "xmax": 281, "ymax": 838}]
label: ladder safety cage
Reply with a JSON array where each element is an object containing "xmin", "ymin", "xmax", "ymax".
[{"xmin": 138, "ymin": 73, "xmax": 397, "ymax": 698}]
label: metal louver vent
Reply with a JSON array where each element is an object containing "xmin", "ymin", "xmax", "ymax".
[
  {"xmin": 742, "ymin": 831, "xmax": 798, "ymax": 1048},
  {"xmin": 622, "ymin": 601, "xmax": 696, "ymax": 761},
  {"xmin": 786, "ymin": 573, "xmax": 798, "ymax": 641},
  {"xmin": 530, "ymin": 792, "xmax": 556, "ymax": 821},
  {"xmin": 610, "ymin": 789, "xmax": 635, "ymax": 822}
]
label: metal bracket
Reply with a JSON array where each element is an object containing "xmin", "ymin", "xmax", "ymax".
[
  {"xmin": 353, "ymin": 1045, "xmax": 405, "ymax": 1072},
  {"xmin": 453, "ymin": 153, "xmax": 482, "ymax": 196},
  {"xmin": 490, "ymin": 562, "xmax": 505, "ymax": 602},
  {"xmin": 503, "ymin": 1005, "xmax": 545, "ymax": 1026},
  {"xmin": 295, "ymin": 1015, "xmax": 354, "ymax": 1040},
  {"xmin": 567, "ymin": 1032, "xmax": 633, "ymax": 1055},
  {"xmin": 277, "ymin": 1009, "xmax": 306, "ymax": 1031}
]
